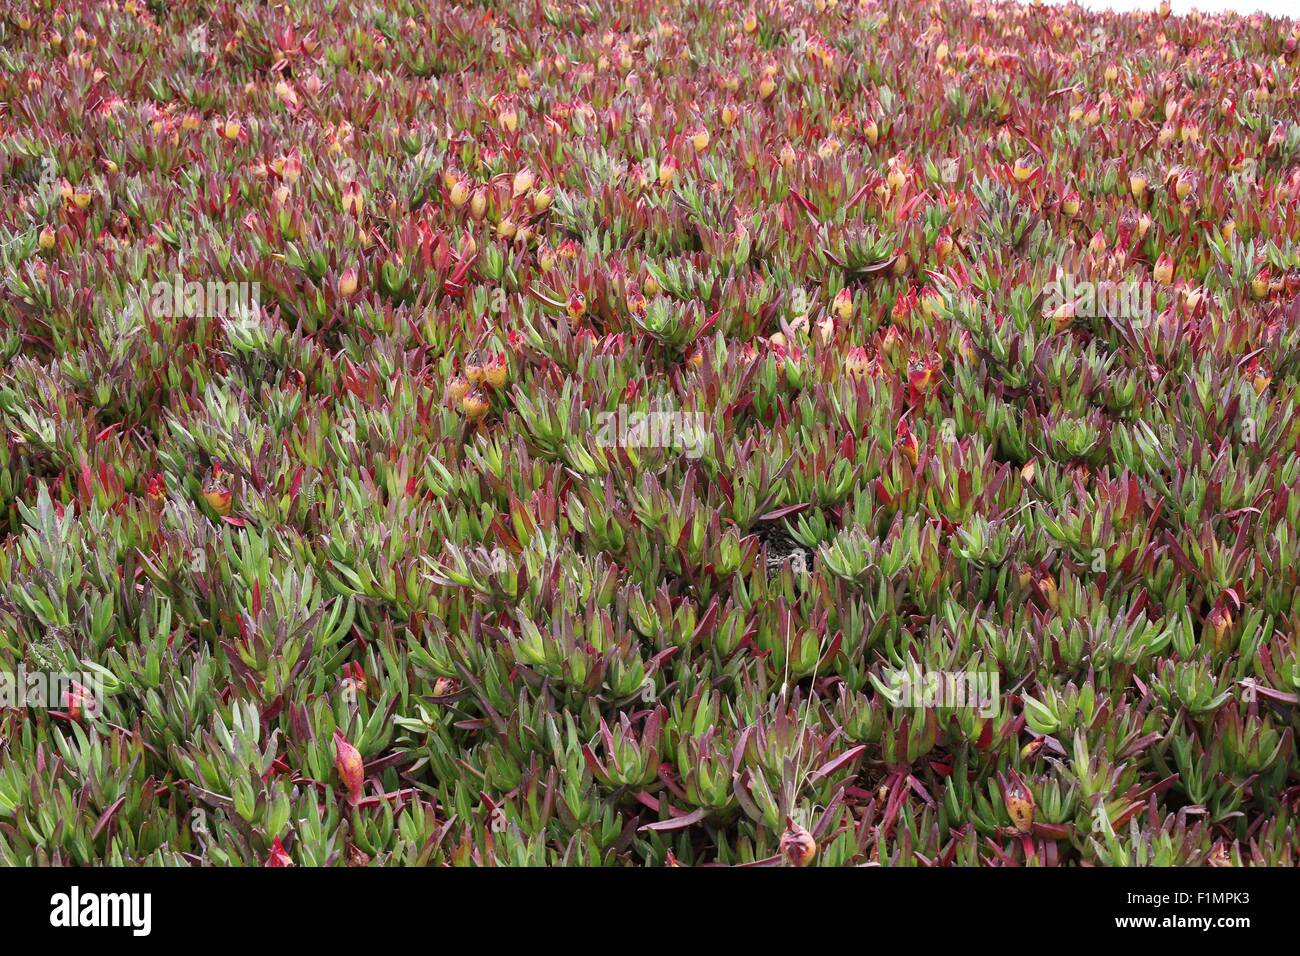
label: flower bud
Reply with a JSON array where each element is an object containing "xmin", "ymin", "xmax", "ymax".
[
  {"xmin": 832, "ymin": 287, "xmax": 853, "ymax": 322},
  {"xmin": 567, "ymin": 290, "xmax": 587, "ymax": 325},
  {"xmin": 512, "ymin": 167, "xmax": 535, "ymax": 197},
  {"xmin": 64, "ymin": 681, "xmax": 98, "ymax": 722},
  {"xmin": 958, "ymin": 329, "xmax": 977, "ymax": 363},
  {"xmin": 779, "ymin": 818, "xmax": 816, "ymax": 867},
  {"xmin": 896, "ymin": 419, "xmax": 918, "ymax": 466},
  {"xmin": 333, "ymin": 730, "xmax": 365, "ymax": 805},
  {"xmin": 1153, "ymin": 253, "xmax": 1174, "ymax": 285},
  {"xmin": 1048, "ymin": 299, "xmax": 1076, "ymax": 331},
  {"xmin": 1251, "ymin": 269, "xmax": 1269, "ymax": 299},
  {"xmin": 881, "ymin": 324, "xmax": 902, "ymax": 360},
  {"xmin": 484, "ymin": 353, "xmax": 509, "ymax": 389},
  {"xmin": 815, "ymin": 314, "xmax": 834, "ymax": 345},
  {"xmin": 274, "ymin": 79, "xmax": 298, "ymax": 109},
  {"xmin": 337, "ymin": 267, "xmax": 358, "ymax": 297},
  {"xmin": 935, "ymin": 230, "xmax": 953, "ymax": 264},
  {"xmin": 845, "ymin": 346, "xmax": 872, "ymax": 379},
  {"xmin": 1252, "ymin": 361, "xmax": 1271, "ymax": 394},
  {"xmin": 342, "ymin": 180, "xmax": 364, "ymax": 215},
  {"xmin": 445, "ymin": 374, "xmax": 470, "ymax": 406},
  {"xmin": 265, "ymin": 837, "xmax": 294, "ymax": 867},
  {"xmin": 461, "ymin": 387, "xmax": 490, "ymax": 423},
  {"xmin": 1206, "ymin": 603, "xmax": 1234, "ymax": 652},
  {"xmin": 907, "ymin": 358, "xmax": 935, "ymax": 395},
  {"xmin": 432, "ymin": 676, "xmax": 461, "ymax": 697},
  {"xmin": 919, "ymin": 288, "xmax": 942, "ymax": 321},
  {"xmin": 1004, "ymin": 780, "xmax": 1035, "ymax": 833},
  {"xmin": 201, "ymin": 465, "xmax": 233, "ymax": 516},
  {"xmin": 464, "ymin": 350, "xmax": 487, "ymax": 386}
]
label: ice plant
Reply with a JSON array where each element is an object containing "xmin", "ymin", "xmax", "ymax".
[
  {"xmin": 201, "ymin": 464, "xmax": 233, "ymax": 517},
  {"xmin": 265, "ymin": 838, "xmax": 294, "ymax": 867},
  {"xmin": 0, "ymin": 0, "xmax": 1295, "ymax": 872},
  {"xmin": 333, "ymin": 731, "xmax": 365, "ymax": 806},
  {"xmin": 779, "ymin": 819, "xmax": 817, "ymax": 867},
  {"xmin": 1004, "ymin": 776, "xmax": 1035, "ymax": 834},
  {"xmin": 845, "ymin": 346, "xmax": 872, "ymax": 379},
  {"xmin": 461, "ymin": 388, "xmax": 490, "ymax": 423},
  {"xmin": 832, "ymin": 288, "xmax": 853, "ymax": 322},
  {"xmin": 337, "ymin": 267, "xmax": 359, "ymax": 298}
]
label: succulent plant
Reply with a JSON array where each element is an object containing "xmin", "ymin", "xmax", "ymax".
[{"xmin": 0, "ymin": 0, "xmax": 1298, "ymax": 869}]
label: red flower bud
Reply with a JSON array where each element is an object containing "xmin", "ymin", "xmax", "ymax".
[
  {"xmin": 333, "ymin": 730, "xmax": 365, "ymax": 805},
  {"xmin": 566, "ymin": 290, "xmax": 587, "ymax": 326},
  {"xmin": 779, "ymin": 818, "xmax": 816, "ymax": 866},
  {"xmin": 896, "ymin": 419, "xmax": 919, "ymax": 466},
  {"xmin": 845, "ymin": 346, "xmax": 872, "ymax": 379},
  {"xmin": 265, "ymin": 836, "xmax": 294, "ymax": 867},
  {"xmin": 64, "ymin": 680, "xmax": 98, "ymax": 722}
]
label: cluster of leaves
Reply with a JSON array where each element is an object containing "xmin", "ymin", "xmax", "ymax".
[{"xmin": 2, "ymin": 0, "xmax": 1300, "ymax": 866}]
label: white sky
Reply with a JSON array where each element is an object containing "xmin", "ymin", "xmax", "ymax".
[{"xmin": 1045, "ymin": 0, "xmax": 1296, "ymax": 13}]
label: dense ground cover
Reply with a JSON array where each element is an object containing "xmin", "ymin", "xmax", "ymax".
[{"xmin": 1, "ymin": 0, "xmax": 1299, "ymax": 866}]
